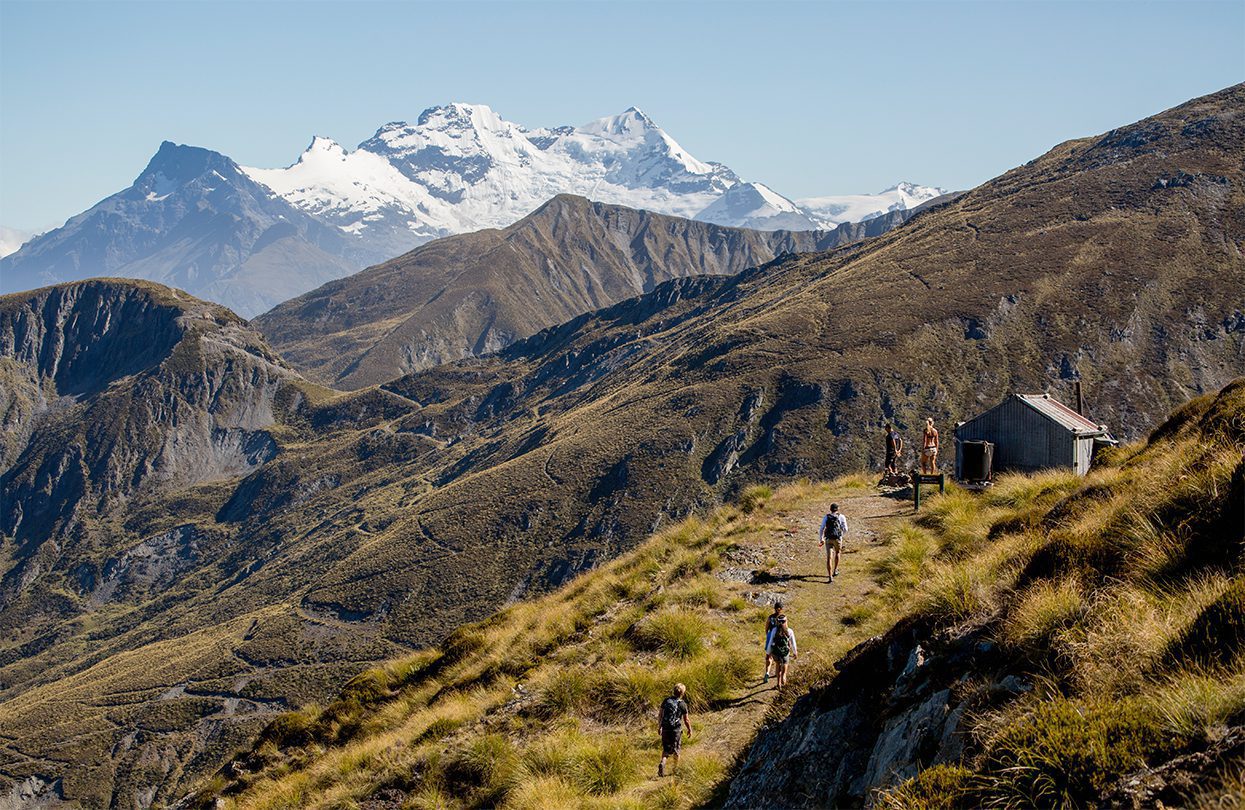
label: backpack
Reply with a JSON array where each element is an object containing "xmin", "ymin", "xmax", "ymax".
[
  {"xmin": 661, "ymin": 697, "xmax": 684, "ymax": 731},
  {"xmin": 770, "ymin": 627, "xmax": 791, "ymax": 658},
  {"xmin": 826, "ymin": 513, "xmax": 844, "ymax": 539}
]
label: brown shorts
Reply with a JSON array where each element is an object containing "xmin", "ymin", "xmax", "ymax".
[
  {"xmin": 661, "ymin": 727, "xmax": 683, "ymax": 756},
  {"xmin": 825, "ymin": 537, "xmax": 842, "ymax": 553}
]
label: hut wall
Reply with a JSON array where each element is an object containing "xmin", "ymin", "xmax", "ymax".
[{"xmin": 956, "ymin": 396, "xmax": 1078, "ymax": 475}]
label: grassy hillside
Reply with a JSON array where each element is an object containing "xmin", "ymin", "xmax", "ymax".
[
  {"xmin": 869, "ymin": 379, "xmax": 1245, "ymax": 807},
  {"xmin": 190, "ymin": 477, "xmax": 892, "ymax": 808},
  {"xmin": 254, "ymin": 194, "xmax": 917, "ymax": 389},
  {"xmin": 4, "ymin": 85, "xmax": 1243, "ymax": 806},
  {"xmin": 202, "ymin": 378, "xmax": 1245, "ymax": 808}
]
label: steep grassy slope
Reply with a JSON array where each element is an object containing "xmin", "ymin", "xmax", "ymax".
[
  {"xmin": 254, "ymin": 194, "xmax": 919, "ymax": 388},
  {"xmin": 2, "ymin": 85, "xmax": 1242, "ymax": 807},
  {"xmin": 187, "ymin": 477, "xmax": 903, "ymax": 808},
  {"xmin": 197, "ymin": 377, "xmax": 1245, "ymax": 808},
  {"xmin": 727, "ymin": 379, "xmax": 1245, "ymax": 807}
]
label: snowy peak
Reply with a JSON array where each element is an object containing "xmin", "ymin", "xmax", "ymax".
[
  {"xmin": 696, "ymin": 182, "xmax": 820, "ymax": 231},
  {"xmin": 797, "ymin": 181, "xmax": 949, "ymax": 226},
  {"xmin": 578, "ymin": 106, "xmax": 659, "ymax": 139},
  {"xmin": 303, "ymin": 136, "xmax": 347, "ymax": 159}
]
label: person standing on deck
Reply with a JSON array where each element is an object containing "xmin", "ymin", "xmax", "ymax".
[
  {"xmin": 885, "ymin": 422, "xmax": 903, "ymax": 476},
  {"xmin": 921, "ymin": 418, "xmax": 940, "ymax": 474}
]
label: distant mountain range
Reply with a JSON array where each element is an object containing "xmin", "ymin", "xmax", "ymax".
[
  {"xmin": 0, "ymin": 104, "xmax": 944, "ymax": 316},
  {"xmin": 1, "ymin": 84, "xmax": 1240, "ymax": 808}
]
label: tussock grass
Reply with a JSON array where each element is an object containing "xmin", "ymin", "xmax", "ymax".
[
  {"xmin": 631, "ymin": 609, "xmax": 711, "ymax": 659},
  {"xmin": 1002, "ymin": 579, "xmax": 1085, "ymax": 649},
  {"xmin": 207, "ymin": 476, "xmax": 865, "ymax": 809},
  {"xmin": 878, "ymin": 383, "xmax": 1245, "ymax": 809}
]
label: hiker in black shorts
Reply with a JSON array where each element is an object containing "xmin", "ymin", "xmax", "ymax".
[
  {"xmin": 657, "ymin": 683, "xmax": 692, "ymax": 777},
  {"xmin": 885, "ymin": 422, "xmax": 903, "ymax": 475}
]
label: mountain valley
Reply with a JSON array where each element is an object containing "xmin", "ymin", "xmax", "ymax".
[{"xmin": 0, "ymin": 83, "xmax": 1242, "ymax": 807}]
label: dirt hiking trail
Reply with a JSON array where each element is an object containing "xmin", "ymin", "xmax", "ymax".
[{"xmin": 693, "ymin": 485, "xmax": 912, "ymax": 765}]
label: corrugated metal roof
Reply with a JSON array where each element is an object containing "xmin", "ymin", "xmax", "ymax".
[{"xmin": 1016, "ymin": 394, "xmax": 1108, "ymax": 435}]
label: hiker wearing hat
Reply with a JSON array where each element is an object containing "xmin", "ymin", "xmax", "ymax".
[
  {"xmin": 763, "ymin": 601, "xmax": 785, "ymax": 684},
  {"xmin": 657, "ymin": 683, "xmax": 692, "ymax": 777},
  {"xmin": 765, "ymin": 614, "xmax": 798, "ymax": 689},
  {"xmin": 819, "ymin": 503, "xmax": 848, "ymax": 583}
]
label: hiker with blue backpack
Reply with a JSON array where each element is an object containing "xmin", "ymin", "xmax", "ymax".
[
  {"xmin": 657, "ymin": 683, "xmax": 692, "ymax": 777},
  {"xmin": 819, "ymin": 503, "xmax": 848, "ymax": 583}
]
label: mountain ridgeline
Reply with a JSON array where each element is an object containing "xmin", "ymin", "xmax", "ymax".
[
  {"xmin": 0, "ymin": 84, "xmax": 1242, "ymax": 808},
  {"xmin": 0, "ymin": 104, "xmax": 944, "ymax": 317},
  {"xmin": 255, "ymin": 194, "xmax": 927, "ymax": 388}
]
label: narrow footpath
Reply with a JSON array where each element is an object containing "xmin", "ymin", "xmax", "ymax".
[{"xmin": 696, "ymin": 485, "xmax": 911, "ymax": 759}]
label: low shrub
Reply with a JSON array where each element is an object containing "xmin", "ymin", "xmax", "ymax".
[
  {"xmin": 985, "ymin": 697, "xmax": 1182, "ymax": 806},
  {"xmin": 738, "ymin": 484, "xmax": 774, "ymax": 514},
  {"xmin": 631, "ymin": 610, "xmax": 710, "ymax": 660},
  {"xmin": 876, "ymin": 764, "xmax": 981, "ymax": 809}
]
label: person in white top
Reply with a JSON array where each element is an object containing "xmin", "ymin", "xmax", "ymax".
[
  {"xmin": 818, "ymin": 503, "xmax": 848, "ymax": 583},
  {"xmin": 764, "ymin": 614, "xmax": 798, "ymax": 689}
]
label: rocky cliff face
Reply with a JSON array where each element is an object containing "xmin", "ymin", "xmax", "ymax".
[
  {"xmin": 725, "ymin": 617, "xmax": 1010, "ymax": 807},
  {"xmin": 0, "ymin": 281, "xmax": 291, "ymax": 555}
]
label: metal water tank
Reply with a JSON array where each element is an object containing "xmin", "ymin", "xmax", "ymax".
[{"xmin": 961, "ymin": 440, "xmax": 994, "ymax": 482}]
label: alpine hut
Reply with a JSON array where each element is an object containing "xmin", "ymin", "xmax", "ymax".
[{"xmin": 954, "ymin": 393, "xmax": 1116, "ymax": 480}]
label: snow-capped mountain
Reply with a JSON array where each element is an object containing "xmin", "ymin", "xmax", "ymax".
[
  {"xmin": 1, "ymin": 103, "xmax": 945, "ymax": 316},
  {"xmin": 242, "ymin": 104, "xmax": 746, "ymax": 260},
  {"xmin": 0, "ymin": 142, "xmax": 355, "ymax": 316},
  {"xmin": 797, "ymin": 182, "xmax": 947, "ymax": 226}
]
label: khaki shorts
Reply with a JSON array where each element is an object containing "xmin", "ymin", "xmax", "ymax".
[{"xmin": 825, "ymin": 537, "xmax": 842, "ymax": 553}]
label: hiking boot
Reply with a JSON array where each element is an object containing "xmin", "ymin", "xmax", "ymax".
[
  {"xmin": 763, "ymin": 672, "xmax": 769, "ymax": 683},
  {"xmin": 658, "ymin": 762, "xmax": 665, "ymax": 778}
]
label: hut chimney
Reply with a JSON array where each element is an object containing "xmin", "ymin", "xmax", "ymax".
[{"xmin": 1074, "ymin": 380, "xmax": 1085, "ymax": 416}]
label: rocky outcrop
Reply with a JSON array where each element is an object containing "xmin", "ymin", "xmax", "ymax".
[
  {"xmin": 724, "ymin": 618, "xmax": 1020, "ymax": 807},
  {"xmin": 0, "ymin": 281, "xmax": 294, "ymax": 554}
]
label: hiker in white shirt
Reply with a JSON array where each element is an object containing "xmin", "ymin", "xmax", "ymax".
[
  {"xmin": 764, "ymin": 614, "xmax": 798, "ymax": 689},
  {"xmin": 818, "ymin": 503, "xmax": 848, "ymax": 583}
]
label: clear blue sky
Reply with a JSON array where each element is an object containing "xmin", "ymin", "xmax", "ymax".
[{"xmin": 1, "ymin": 0, "xmax": 1242, "ymax": 231}]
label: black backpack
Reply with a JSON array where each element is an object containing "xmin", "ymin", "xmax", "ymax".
[
  {"xmin": 661, "ymin": 697, "xmax": 684, "ymax": 730},
  {"xmin": 771, "ymin": 627, "xmax": 791, "ymax": 658},
  {"xmin": 826, "ymin": 513, "xmax": 844, "ymax": 539}
]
